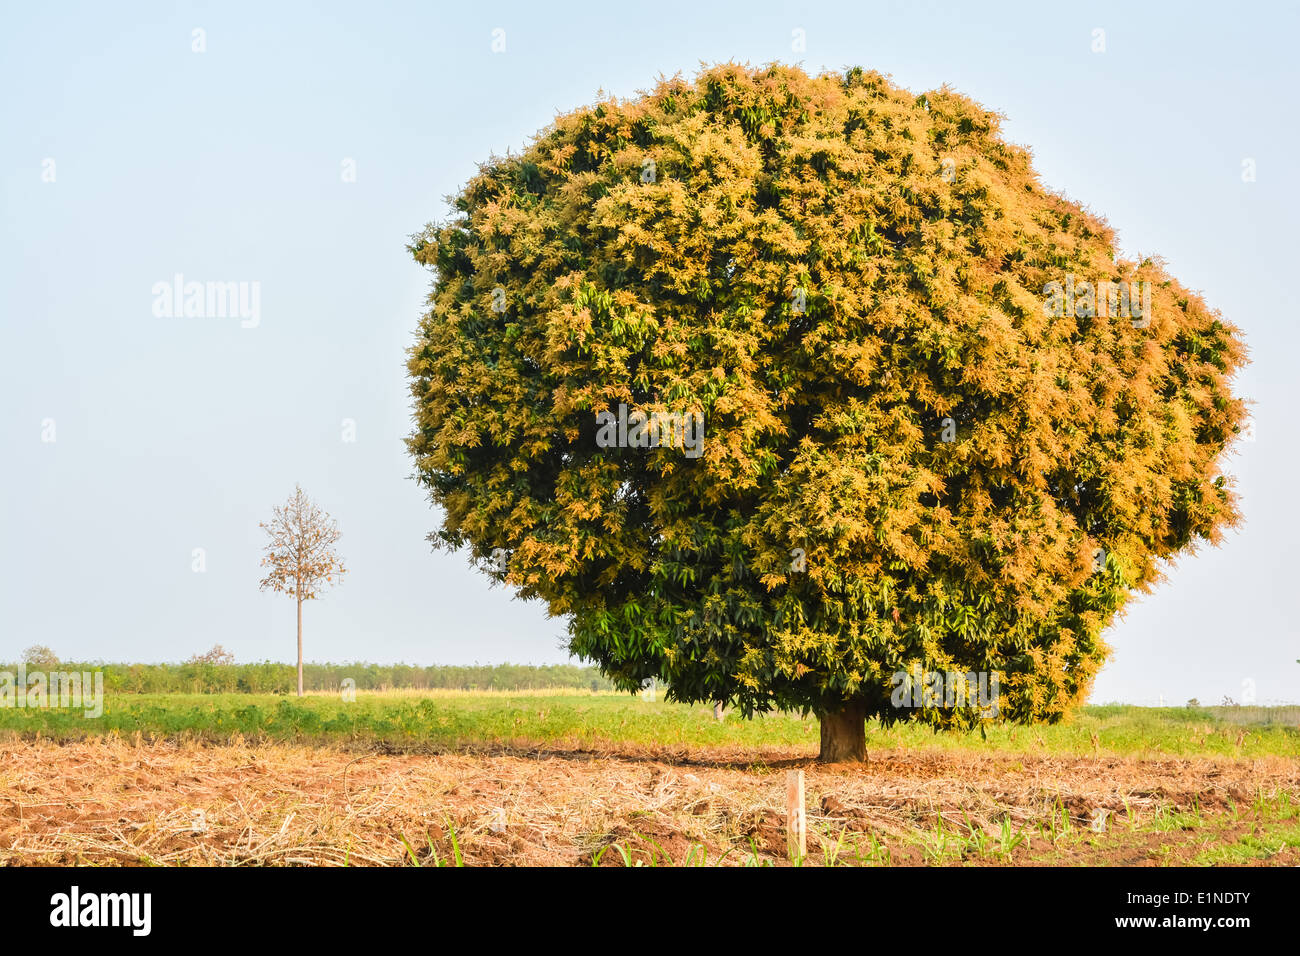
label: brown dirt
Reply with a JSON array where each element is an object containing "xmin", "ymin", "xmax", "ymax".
[{"xmin": 2, "ymin": 737, "xmax": 1296, "ymax": 866}]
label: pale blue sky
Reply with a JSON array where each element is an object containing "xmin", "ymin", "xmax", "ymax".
[{"xmin": 2, "ymin": 1, "xmax": 1296, "ymax": 705}]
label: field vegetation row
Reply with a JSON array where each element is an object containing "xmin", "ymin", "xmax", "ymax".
[
  {"xmin": 1, "ymin": 659, "xmax": 615, "ymax": 695},
  {"xmin": 2, "ymin": 693, "xmax": 1298, "ymax": 759}
]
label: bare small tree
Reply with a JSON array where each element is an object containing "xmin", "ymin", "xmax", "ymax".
[
  {"xmin": 21, "ymin": 645, "xmax": 60, "ymax": 669},
  {"xmin": 186, "ymin": 643, "xmax": 236, "ymax": 666},
  {"xmin": 258, "ymin": 485, "xmax": 347, "ymax": 696}
]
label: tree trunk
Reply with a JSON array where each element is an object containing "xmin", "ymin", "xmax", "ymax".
[
  {"xmin": 296, "ymin": 594, "xmax": 303, "ymax": 697},
  {"xmin": 818, "ymin": 701, "xmax": 867, "ymax": 762}
]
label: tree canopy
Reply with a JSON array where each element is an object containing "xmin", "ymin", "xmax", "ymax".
[{"xmin": 406, "ymin": 63, "xmax": 1246, "ymax": 752}]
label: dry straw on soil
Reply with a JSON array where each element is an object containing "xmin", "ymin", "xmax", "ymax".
[{"xmin": 2, "ymin": 736, "xmax": 1296, "ymax": 866}]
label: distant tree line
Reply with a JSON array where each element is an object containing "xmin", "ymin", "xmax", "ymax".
[{"xmin": 6, "ymin": 647, "xmax": 615, "ymax": 695}]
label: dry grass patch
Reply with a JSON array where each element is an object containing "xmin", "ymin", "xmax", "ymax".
[{"xmin": 3, "ymin": 737, "xmax": 1296, "ymax": 866}]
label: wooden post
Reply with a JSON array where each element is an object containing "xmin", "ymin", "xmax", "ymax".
[{"xmin": 786, "ymin": 769, "xmax": 806, "ymax": 861}]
